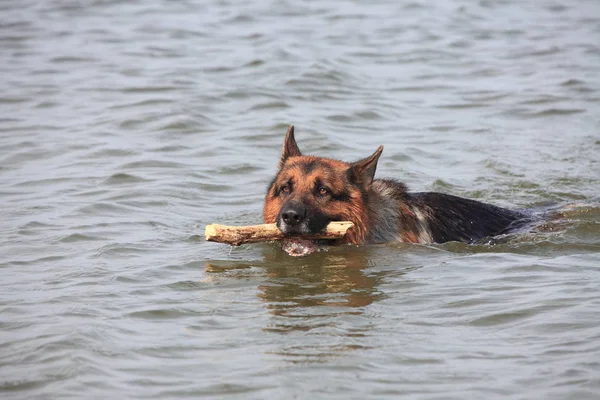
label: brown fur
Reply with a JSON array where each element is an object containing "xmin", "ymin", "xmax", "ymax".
[{"xmin": 264, "ymin": 156, "xmax": 369, "ymax": 243}]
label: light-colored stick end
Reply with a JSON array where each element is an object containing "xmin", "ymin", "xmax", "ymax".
[{"xmin": 204, "ymin": 224, "xmax": 217, "ymax": 241}]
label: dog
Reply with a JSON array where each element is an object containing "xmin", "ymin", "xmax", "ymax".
[{"xmin": 264, "ymin": 126, "xmax": 531, "ymax": 250}]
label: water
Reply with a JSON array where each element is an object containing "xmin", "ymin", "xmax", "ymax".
[{"xmin": 1, "ymin": 0, "xmax": 600, "ymax": 398}]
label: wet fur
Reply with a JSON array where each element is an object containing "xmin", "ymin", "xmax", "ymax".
[{"xmin": 264, "ymin": 126, "xmax": 530, "ymax": 245}]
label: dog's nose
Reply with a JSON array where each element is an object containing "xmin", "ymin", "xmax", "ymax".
[{"xmin": 281, "ymin": 205, "xmax": 306, "ymax": 227}]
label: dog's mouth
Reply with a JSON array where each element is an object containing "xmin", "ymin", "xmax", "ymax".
[
  {"xmin": 281, "ymin": 238, "xmax": 319, "ymax": 257},
  {"xmin": 276, "ymin": 214, "xmax": 332, "ymax": 256},
  {"xmin": 278, "ymin": 223, "xmax": 322, "ymax": 256},
  {"xmin": 277, "ymin": 220, "xmax": 318, "ymax": 256}
]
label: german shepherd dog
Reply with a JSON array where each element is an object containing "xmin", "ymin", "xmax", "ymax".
[{"xmin": 264, "ymin": 126, "xmax": 530, "ymax": 252}]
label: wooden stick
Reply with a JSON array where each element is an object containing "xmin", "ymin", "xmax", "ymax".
[{"xmin": 204, "ymin": 221, "xmax": 354, "ymax": 246}]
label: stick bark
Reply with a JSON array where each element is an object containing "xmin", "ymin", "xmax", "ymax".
[{"xmin": 204, "ymin": 221, "xmax": 354, "ymax": 246}]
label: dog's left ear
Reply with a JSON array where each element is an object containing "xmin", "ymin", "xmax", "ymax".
[
  {"xmin": 349, "ymin": 145, "xmax": 384, "ymax": 187},
  {"xmin": 279, "ymin": 125, "xmax": 302, "ymax": 168}
]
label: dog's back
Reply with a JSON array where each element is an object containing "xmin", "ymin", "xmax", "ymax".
[{"xmin": 366, "ymin": 179, "xmax": 530, "ymax": 244}]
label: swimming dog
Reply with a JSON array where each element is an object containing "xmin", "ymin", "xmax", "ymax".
[{"xmin": 264, "ymin": 126, "xmax": 529, "ymax": 250}]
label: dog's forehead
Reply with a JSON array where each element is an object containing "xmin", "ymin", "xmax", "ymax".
[{"xmin": 279, "ymin": 156, "xmax": 349, "ymax": 185}]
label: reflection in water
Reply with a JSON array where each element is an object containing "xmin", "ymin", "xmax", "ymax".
[
  {"xmin": 206, "ymin": 245, "xmax": 403, "ymax": 363},
  {"xmin": 259, "ymin": 247, "xmax": 383, "ymax": 363},
  {"xmin": 259, "ymin": 246, "xmax": 383, "ymax": 310}
]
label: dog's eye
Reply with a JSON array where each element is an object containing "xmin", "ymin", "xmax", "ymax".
[
  {"xmin": 318, "ymin": 187, "xmax": 330, "ymax": 196},
  {"xmin": 281, "ymin": 185, "xmax": 291, "ymax": 194}
]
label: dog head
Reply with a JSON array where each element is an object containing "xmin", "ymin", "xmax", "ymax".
[{"xmin": 263, "ymin": 125, "xmax": 383, "ymax": 244}]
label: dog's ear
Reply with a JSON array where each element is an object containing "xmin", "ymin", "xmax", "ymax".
[
  {"xmin": 349, "ymin": 145, "xmax": 384, "ymax": 187},
  {"xmin": 279, "ymin": 125, "xmax": 301, "ymax": 168}
]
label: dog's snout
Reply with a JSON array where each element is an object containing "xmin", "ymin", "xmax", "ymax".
[{"xmin": 280, "ymin": 204, "xmax": 307, "ymax": 227}]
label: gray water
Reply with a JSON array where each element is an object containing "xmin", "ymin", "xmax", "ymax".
[{"xmin": 1, "ymin": 0, "xmax": 600, "ymax": 399}]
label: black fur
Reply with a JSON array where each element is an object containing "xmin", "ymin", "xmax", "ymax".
[
  {"xmin": 300, "ymin": 160, "xmax": 318, "ymax": 174},
  {"xmin": 408, "ymin": 192, "xmax": 530, "ymax": 243}
]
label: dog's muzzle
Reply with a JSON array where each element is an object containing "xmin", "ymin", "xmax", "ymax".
[
  {"xmin": 276, "ymin": 202, "xmax": 332, "ymax": 256},
  {"xmin": 277, "ymin": 202, "xmax": 309, "ymax": 235}
]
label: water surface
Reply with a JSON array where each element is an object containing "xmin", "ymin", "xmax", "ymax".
[{"xmin": 1, "ymin": 0, "xmax": 600, "ymax": 399}]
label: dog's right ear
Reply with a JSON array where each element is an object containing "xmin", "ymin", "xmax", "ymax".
[
  {"xmin": 279, "ymin": 125, "xmax": 301, "ymax": 168},
  {"xmin": 349, "ymin": 145, "xmax": 384, "ymax": 188}
]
